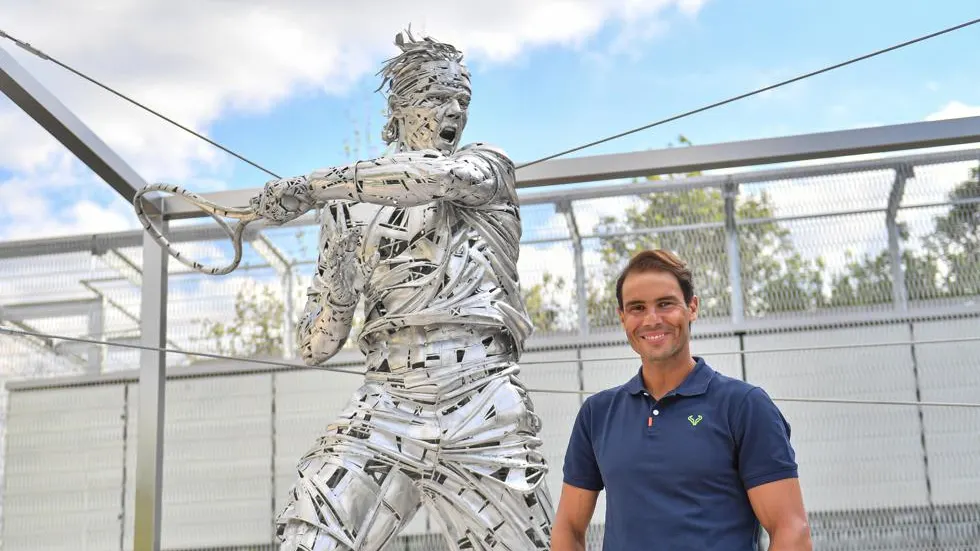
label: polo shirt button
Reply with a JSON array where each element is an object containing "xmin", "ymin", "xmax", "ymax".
[{"xmin": 652, "ymin": 409, "xmax": 660, "ymax": 416}]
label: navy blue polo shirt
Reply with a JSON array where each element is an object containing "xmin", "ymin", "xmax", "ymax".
[{"xmin": 563, "ymin": 357, "xmax": 798, "ymax": 550}]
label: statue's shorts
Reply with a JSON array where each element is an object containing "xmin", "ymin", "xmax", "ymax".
[{"xmin": 275, "ymin": 362, "xmax": 554, "ymax": 551}]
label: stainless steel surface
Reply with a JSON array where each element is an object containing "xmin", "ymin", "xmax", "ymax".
[{"xmin": 134, "ymin": 218, "xmax": 168, "ymax": 551}]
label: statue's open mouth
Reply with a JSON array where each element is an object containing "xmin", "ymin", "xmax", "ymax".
[{"xmin": 439, "ymin": 127, "xmax": 457, "ymax": 142}]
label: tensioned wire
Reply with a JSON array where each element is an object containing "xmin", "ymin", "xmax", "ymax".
[
  {"xmin": 3, "ymin": 17, "xmax": 980, "ymax": 174},
  {"xmin": 3, "ymin": 324, "xmax": 980, "ymax": 409}
]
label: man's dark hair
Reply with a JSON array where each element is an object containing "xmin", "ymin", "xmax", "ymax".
[{"xmin": 615, "ymin": 249, "xmax": 695, "ymax": 310}]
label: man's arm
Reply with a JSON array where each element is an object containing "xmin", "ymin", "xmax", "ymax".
[
  {"xmin": 553, "ymin": 398, "xmax": 604, "ymax": 550},
  {"xmin": 734, "ymin": 387, "xmax": 812, "ymax": 550},
  {"xmin": 551, "ymin": 484, "xmax": 599, "ymax": 551},
  {"xmin": 748, "ymin": 478, "xmax": 812, "ymax": 550}
]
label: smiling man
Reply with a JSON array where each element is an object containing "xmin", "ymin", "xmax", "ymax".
[{"xmin": 551, "ymin": 249, "xmax": 812, "ymax": 551}]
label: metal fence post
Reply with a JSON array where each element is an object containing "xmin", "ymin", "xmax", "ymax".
[
  {"xmin": 283, "ymin": 266, "xmax": 295, "ymax": 359},
  {"xmin": 723, "ymin": 180, "xmax": 744, "ymax": 325},
  {"xmin": 557, "ymin": 200, "xmax": 588, "ymax": 405},
  {"xmin": 134, "ymin": 217, "xmax": 168, "ymax": 551},
  {"xmin": 557, "ymin": 201, "xmax": 589, "ymax": 336},
  {"xmin": 887, "ymin": 166, "xmax": 911, "ymax": 310}
]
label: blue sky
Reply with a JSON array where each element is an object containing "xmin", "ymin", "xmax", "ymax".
[
  {"xmin": 0, "ymin": 0, "xmax": 978, "ymax": 242},
  {"xmin": 202, "ymin": 0, "xmax": 980, "ymax": 190}
]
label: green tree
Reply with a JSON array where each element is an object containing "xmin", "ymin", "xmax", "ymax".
[
  {"xmin": 580, "ymin": 135, "xmax": 827, "ymax": 326},
  {"xmin": 587, "ymin": 187, "xmax": 826, "ymax": 325},
  {"xmin": 522, "ymin": 272, "xmax": 568, "ymax": 333},
  {"xmin": 826, "ymin": 228, "xmax": 943, "ymax": 307},
  {"xmin": 827, "ymin": 171, "xmax": 979, "ymax": 305},
  {"xmin": 194, "ymin": 280, "xmax": 285, "ymax": 358},
  {"xmin": 924, "ymin": 170, "xmax": 980, "ymax": 296}
]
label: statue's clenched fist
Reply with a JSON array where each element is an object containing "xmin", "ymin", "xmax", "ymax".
[{"xmin": 250, "ymin": 176, "xmax": 314, "ymax": 225}]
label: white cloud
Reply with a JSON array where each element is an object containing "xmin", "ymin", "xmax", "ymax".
[
  {"xmin": 0, "ymin": 0, "xmax": 705, "ymax": 241},
  {"xmin": 925, "ymin": 100, "xmax": 980, "ymax": 121}
]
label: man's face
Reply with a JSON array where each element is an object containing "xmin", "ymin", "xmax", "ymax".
[
  {"xmin": 618, "ymin": 270, "xmax": 699, "ymax": 365},
  {"xmin": 394, "ymin": 61, "xmax": 470, "ymax": 154}
]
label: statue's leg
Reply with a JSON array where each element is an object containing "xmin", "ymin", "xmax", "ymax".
[
  {"xmin": 423, "ymin": 466, "xmax": 554, "ymax": 550},
  {"xmin": 276, "ymin": 447, "xmax": 425, "ymax": 550},
  {"xmin": 422, "ymin": 373, "xmax": 555, "ymax": 550},
  {"xmin": 276, "ymin": 383, "xmax": 426, "ymax": 550}
]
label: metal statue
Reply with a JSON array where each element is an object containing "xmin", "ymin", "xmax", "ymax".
[{"xmin": 134, "ymin": 29, "xmax": 554, "ymax": 550}]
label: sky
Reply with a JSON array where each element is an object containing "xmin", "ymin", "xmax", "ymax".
[{"xmin": 0, "ymin": 0, "xmax": 979, "ymax": 303}]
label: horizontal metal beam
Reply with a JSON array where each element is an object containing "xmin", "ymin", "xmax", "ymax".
[
  {"xmin": 514, "ymin": 116, "xmax": 980, "ymax": 188},
  {"xmin": 1, "ymin": 297, "xmax": 100, "ymax": 320},
  {"xmin": 0, "ymin": 44, "xmax": 150, "ymax": 205},
  {"xmin": 519, "ymin": 146, "xmax": 980, "ymax": 205},
  {"xmin": 0, "ymin": 221, "xmax": 266, "ymax": 260}
]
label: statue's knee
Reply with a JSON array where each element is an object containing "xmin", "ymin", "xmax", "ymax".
[{"xmin": 278, "ymin": 519, "xmax": 351, "ymax": 551}]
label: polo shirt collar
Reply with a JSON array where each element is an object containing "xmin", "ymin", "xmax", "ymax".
[{"xmin": 625, "ymin": 357, "xmax": 713, "ymax": 397}]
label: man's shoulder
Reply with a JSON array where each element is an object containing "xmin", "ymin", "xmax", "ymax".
[
  {"xmin": 707, "ymin": 367, "xmax": 758, "ymax": 398},
  {"xmin": 582, "ymin": 382, "xmax": 630, "ymax": 413}
]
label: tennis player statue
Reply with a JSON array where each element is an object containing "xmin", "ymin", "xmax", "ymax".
[{"xmin": 137, "ymin": 30, "xmax": 554, "ymax": 550}]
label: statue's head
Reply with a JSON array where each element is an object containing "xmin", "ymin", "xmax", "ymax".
[{"xmin": 379, "ymin": 29, "xmax": 471, "ymax": 155}]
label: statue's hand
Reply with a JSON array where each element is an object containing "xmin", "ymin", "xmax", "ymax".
[
  {"xmin": 250, "ymin": 176, "xmax": 313, "ymax": 225},
  {"xmin": 320, "ymin": 227, "xmax": 379, "ymax": 308}
]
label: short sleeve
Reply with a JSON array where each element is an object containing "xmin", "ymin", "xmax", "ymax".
[
  {"xmin": 562, "ymin": 398, "xmax": 604, "ymax": 491},
  {"xmin": 734, "ymin": 387, "xmax": 799, "ymax": 490}
]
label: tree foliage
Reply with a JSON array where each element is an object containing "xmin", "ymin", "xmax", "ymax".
[{"xmin": 194, "ymin": 280, "xmax": 285, "ymax": 358}]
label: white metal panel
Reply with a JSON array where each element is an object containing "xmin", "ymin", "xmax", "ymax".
[
  {"xmin": 520, "ymin": 348, "xmax": 583, "ymax": 516},
  {"xmin": 2, "ymin": 384, "xmax": 126, "ymax": 551},
  {"xmin": 744, "ymin": 325, "xmax": 929, "ymax": 512},
  {"xmin": 912, "ymin": 318, "xmax": 980, "ymax": 506},
  {"xmin": 122, "ymin": 373, "xmax": 274, "ymax": 550}
]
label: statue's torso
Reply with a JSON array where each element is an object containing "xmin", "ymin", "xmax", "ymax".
[{"xmin": 334, "ymin": 192, "xmax": 530, "ymax": 390}]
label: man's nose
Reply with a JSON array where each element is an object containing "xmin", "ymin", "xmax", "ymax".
[
  {"xmin": 641, "ymin": 310, "xmax": 663, "ymax": 326},
  {"xmin": 444, "ymin": 99, "xmax": 462, "ymax": 118}
]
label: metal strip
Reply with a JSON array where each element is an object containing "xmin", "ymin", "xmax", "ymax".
[{"xmin": 517, "ymin": 146, "xmax": 980, "ymax": 206}]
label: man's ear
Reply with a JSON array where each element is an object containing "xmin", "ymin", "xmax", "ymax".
[{"xmin": 688, "ymin": 295, "xmax": 700, "ymax": 323}]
